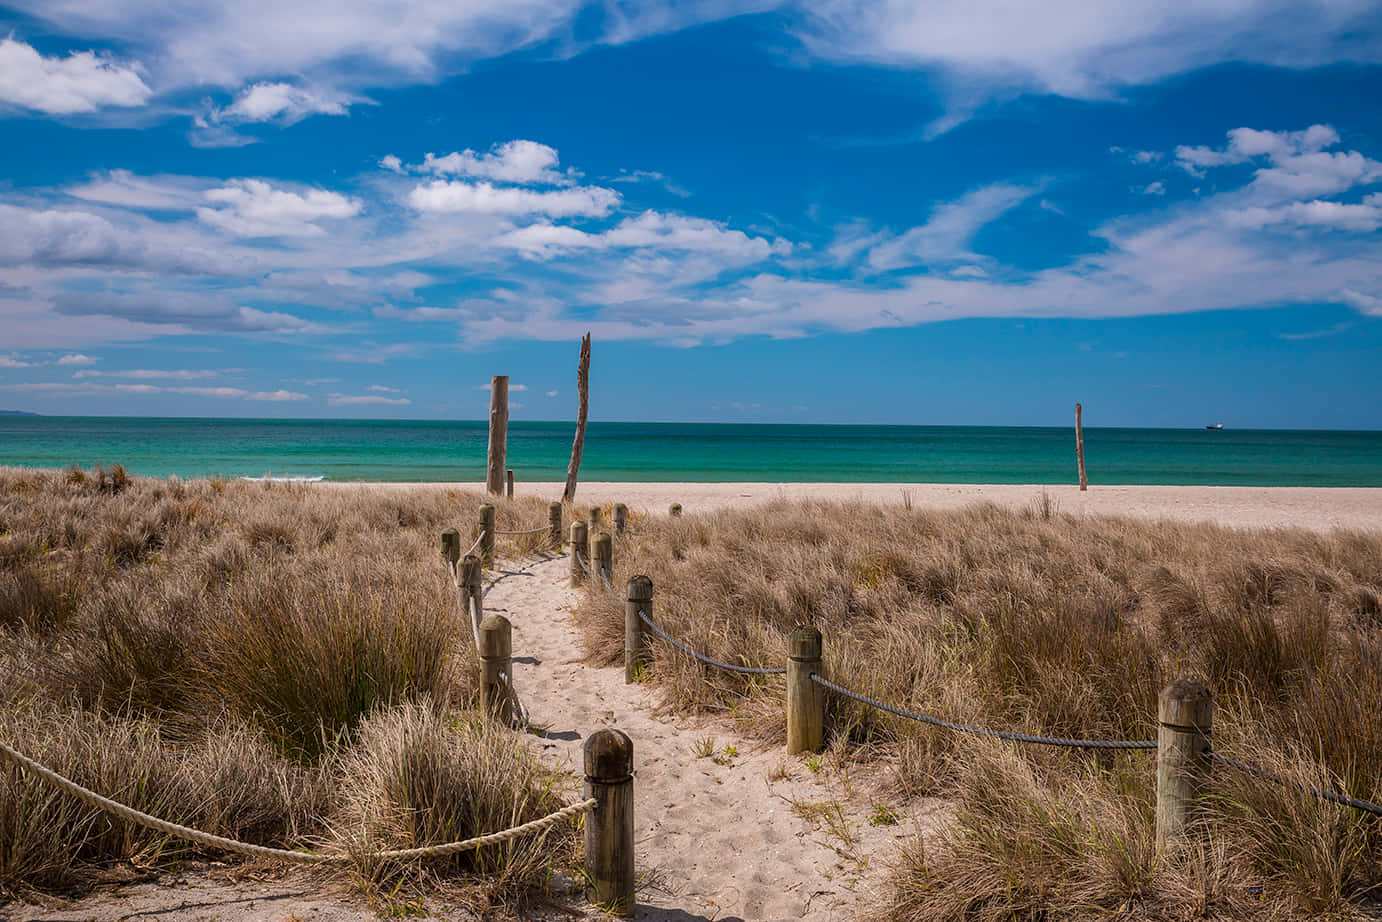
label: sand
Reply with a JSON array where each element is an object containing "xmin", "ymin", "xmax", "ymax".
[{"xmin": 333, "ymin": 481, "xmax": 1382, "ymax": 532}]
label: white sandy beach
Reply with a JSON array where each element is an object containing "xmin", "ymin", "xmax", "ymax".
[{"xmin": 329, "ymin": 481, "xmax": 1382, "ymax": 532}]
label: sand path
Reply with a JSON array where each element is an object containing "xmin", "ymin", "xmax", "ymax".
[{"xmin": 492, "ymin": 551, "xmax": 930, "ymax": 921}]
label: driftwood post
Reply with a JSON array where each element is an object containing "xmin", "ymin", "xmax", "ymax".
[
  {"xmin": 562, "ymin": 333, "xmax": 592, "ymax": 502},
  {"xmin": 548, "ymin": 501, "xmax": 563, "ymax": 550},
  {"xmin": 1156, "ymin": 679, "xmax": 1213, "ymax": 852},
  {"xmin": 487, "ymin": 376, "xmax": 509, "ymax": 496},
  {"xmin": 461, "ymin": 554, "xmax": 483, "ymax": 643},
  {"xmin": 787, "ymin": 625, "xmax": 824, "ymax": 754},
  {"xmin": 625, "ymin": 576, "xmax": 652, "ymax": 684},
  {"xmin": 478, "ymin": 504, "xmax": 496, "ymax": 569},
  {"xmin": 570, "ymin": 520, "xmax": 589, "ymax": 586},
  {"xmin": 669, "ymin": 503, "xmax": 682, "ymax": 517},
  {"xmin": 613, "ymin": 503, "xmax": 628, "ymax": 536},
  {"xmin": 478, "ymin": 614, "xmax": 512, "ymax": 725},
  {"xmin": 506, "ymin": 468, "xmax": 514, "ymax": 500},
  {"xmin": 593, "ymin": 532, "xmax": 613, "ymax": 585},
  {"xmin": 1075, "ymin": 402, "xmax": 1088, "ymax": 491},
  {"xmin": 584, "ymin": 729, "xmax": 635, "ymax": 916}
]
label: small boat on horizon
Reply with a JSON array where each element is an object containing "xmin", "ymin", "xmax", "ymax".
[{"xmin": 1206, "ymin": 423, "xmax": 1224, "ymax": 430}]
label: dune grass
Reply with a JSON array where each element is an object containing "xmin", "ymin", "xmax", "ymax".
[
  {"xmin": 0, "ymin": 466, "xmax": 577, "ymax": 911},
  {"xmin": 574, "ymin": 498, "xmax": 1382, "ymax": 919}
]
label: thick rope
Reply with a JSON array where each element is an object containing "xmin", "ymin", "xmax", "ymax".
[
  {"xmin": 0, "ymin": 738, "xmax": 594, "ymax": 864},
  {"xmin": 493, "ymin": 526, "xmax": 552, "ymax": 536},
  {"xmin": 1211, "ymin": 752, "xmax": 1382, "ymax": 816},
  {"xmin": 637, "ymin": 611, "xmax": 787, "ymax": 676},
  {"xmin": 574, "ymin": 549, "xmax": 592, "ymax": 575},
  {"xmin": 809, "ymin": 674, "xmax": 1157, "ymax": 750},
  {"xmin": 464, "ymin": 531, "xmax": 486, "ymax": 559}
]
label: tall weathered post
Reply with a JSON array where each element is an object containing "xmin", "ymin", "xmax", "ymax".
[
  {"xmin": 1156, "ymin": 679, "xmax": 1213, "ymax": 852},
  {"xmin": 548, "ymin": 501, "xmax": 563, "ymax": 550},
  {"xmin": 478, "ymin": 504, "xmax": 496, "ymax": 568},
  {"xmin": 625, "ymin": 576, "xmax": 653, "ymax": 684},
  {"xmin": 584, "ymin": 729, "xmax": 634, "ymax": 916},
  {"xmin": 594, "ymin": 532, "xmax": 613, "ymax": 586},
  {"xmin": 787, "ymin": 625, "xmax": 824, "ymax": 754},
  {"xmin": 613, "ymin": 503, "xmax": 628, "ymax": 536},
  {"xmin": 506, "ymin": 468, "xmax": 514, "ymax": 499},
  {"xmin": 589, "ymin": 505, "xmax": 603, "ymax": 533},
  {"xmin": 479, "ymin": 614, "xmax": 513, "ymax": 725},
  {"xmin": 461, "ymin": 554, "xmax": 483, "ymax": 643},
  {"xmin": 441, "ymin": 529, "xmax": 460, "ymax": 569},
  {"xmin": 487, "ymin": 375, "xmax": 509, "ymax": 496},
  {"xmin": 1076, "ymin": 402, "xmax": 1088, "ymax": 492},
  {"xmin": 570, "ymin": 520, "xmax": 589, "ymax": 586}
]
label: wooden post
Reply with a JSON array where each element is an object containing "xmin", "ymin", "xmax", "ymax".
[
  {"xmin": 1156, "ymin": 679, "xmax": 1213, "ymax": 852},
  {"xmin": 548, "ymin": 501, "xmax": 563, "ymax": 550},
  {"xmin": 486, "ymin": 376, "xmax": 509, "ymax": 496},
  {"xmin": 478, "ymin": 504, "xmax": 496, "ymax": 568},
  {"xmin": 613, "ymin": 503, "xmax": 628, "ymax": 536},
  {"xmin": 625, "ymin": 576, "xmax": 652, "ymax": 684},
  {"xmin": 1076, "ymin": 402, "xmax": 1088, "ymax": 492},
  {"xmin": 478, "ymin": 614, "xmax": 512, "ymax": 725},
  {"xmin": 584, "ymin": 729, "xmax": 634, "ymax": 916},
  {"xmin": 570, "ymin": 520, "xmax": 589, "ymax": 586},
  {"xmin": 593, "ymin": 532, "xmax": 613, "ymax": 586},
  {"xmin": 669, "ymin": 503, "xmax": 682, "ymax": 517},
  {"xmin": 441, "ymin": 529, "xmax": 460, "ymax": 568},
  {"xmin": 506, "ymin": 468, "xmax": 514, "ymax": 500},
  {"xmin": 563, "ymin": 333, "xmax": 592, "ymax": 503},
  {"xmin": 589, "ymin": 505, "xmax": 603, "ymax": 533},
  {"xmin": 461, "ymin": 554, "xmax": 483, "ymax": 643},
  {"xmin": 787, "ymin": 625, "xmax": 824, "ymax": 754}
]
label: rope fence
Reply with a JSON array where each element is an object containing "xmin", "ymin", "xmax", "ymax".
[
  {"xmin": 637, "ymin": 610, "xmax": 787, "ymax": 676},
  {"xmin": 493, "ymin": 525, "xmax": 552, "ymax": 536},
  {"xmin": 1211, "ymin": 752, "xmax": 1382, "ymax": 817}
]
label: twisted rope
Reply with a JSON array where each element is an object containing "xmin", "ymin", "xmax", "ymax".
[
  {"xmin": 0, "ymin": 739, "xmax": 593, "ymax": 863},
  {"xmin": 1211, "ymin": 752, "xmax": 1382, "ymax": 816},
  {"xmin": 637, "ymin": 611, "xmax": 787, "ymax": 675},
  {"xmin": 464, "ymin": 531, "xmax": 486, "ymax": 559},
  {"xmin": 493, "ymin": 526, "xmax": 551, "ymax": 536},
  {"xmin": 809, "ymin": 674, "xmax": 1157, "ymax": 750},
  {"xmin": 574, "ymin": 548, "xmax": 592, "ymax": 575}
]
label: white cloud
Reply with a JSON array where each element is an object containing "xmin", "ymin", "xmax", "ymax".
[
  {"xmin": 546, "ymin": 389, "xmax": 559, "ymax": 397},
  {"xmin": 379, "ymin": 155, "xmax": 403, "ymax": 173},
  {"xmin": 366, "ymin": 384, "xmax": 403, "ymax": 393},
  {"xmin": 73, "ymin": 368, "xmax": 224, "ymax": 379},
  {"xmin": 498, "ymin": 211, "xmax": 788, "ymax": 261},
  {"xmin": 1141, "ymin": 181, "xmax": 1166, "ymax": 196},
  {"xmin": 419, "ymin": 141, "xmax": 570, "ymax": 185},
  {"xmin": 0, "ymin": 37, "xmax": 150, "ymax": 114},
  {"xmin": 328, "ymin": 393, "xmax": 412, "ymax": 406},
  {"xmin": 66, "ymin": 170, "xmax": 206, "ymax": 210},
  {"xmin": 51, "ymin": 290, "xmax": 325, "ymax": 334},
  {"xmin": 0, "ymin": 380, "xmax": 306, "ymax": 400},
  {"xmin": 1340, "ymin": 290, "xmax": 1382, "ymax": 316},
  {"xmin": 1176, "ymin": 125, "xmax": 1341, "ymax": 173},
  {"xmin": 0, "ymin": 354, "xmax": 34, "ymax": 368},
  {"xmin": 0, "ymin": 203, "xmax": 235, "ymax": 274},
  {"xmin": 216, "ymin": 82, "xmax": 351, "ymax": 124},
  {"xmin": 55, "ymin": 353, "xmax": 96, "ymax": 365},
  {"xmin": 863, "ymin": 183, "xmax": 1038, "ymax": 270},
  {"xmin": 407, "ymin": 180, "xmax": 618, "ymax": 218},
  {"xmin": 198, "ymin": 179, "xmax": 361, "ymax": 237},
  {"xmin": 304, "ymin": 377, "xmax": 340, "ymax": 385}
]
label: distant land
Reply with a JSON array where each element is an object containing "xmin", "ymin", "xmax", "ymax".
[{"xmin": 0, "ymin": 410, "xmax": 39, "ymax": 417}]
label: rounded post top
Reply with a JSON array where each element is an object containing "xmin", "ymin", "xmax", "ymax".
[
  {"xmin": 478, "ymin": 614, "xmax": 512, "ymax": 658},
  {"xmin": 479, "ymin": 503, "xmax": 495, "ymax": 517},
  {"xmin": 549, "ymin": 500, "xmax": 562, "ymax": 512},
  {"xmin": 584, "ymin": 728, "xmax": 633, "ymax": 781},
  {"xmin": 614, "ymin": 502, "xmax": 627, "ymax": 513},
  {"xmin": 1159, "ymin": 679, "xmax": 1213, "ymax": 730},
  {"xmin": 789, "ymin": 625, "xmax": 822, "ymax": 661},
  {"xmin": 626, "ymin": 574, "xmax": 653, "ymax": 602},
  {"xmin": 441, "ymin": 529, "xmax": 460, "ymax": 562},
  {"xmin": 571, "ymin": 520, "xmax": 588, "ymax": 537},
  {"xmin": 669, "ymin": 503, "xmax": 682, "ymax": 516}
]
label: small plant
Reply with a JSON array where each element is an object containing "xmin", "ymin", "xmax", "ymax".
[
  {"xmin": 804, "ymin": 754, "xmax": 824, "ymax": 774},
  {"xmin": 869, "ymin": 802, "xmax": 899, "ymax": 826},
  {"xmin": 693, "ymin": 736, "xmax": 717, "ymax": 759},
  {"xmin": 712, "ymin": 743, "xmax": 738, "ymax": 766}
]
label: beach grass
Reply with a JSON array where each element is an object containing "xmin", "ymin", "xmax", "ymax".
[
  {"xmin": 0, "ymin": 466, "xmax": 575, "ymax": 914},
  {"xmin": 574, "ymin": 498, "xmax": 1382, "ymax": 919}
]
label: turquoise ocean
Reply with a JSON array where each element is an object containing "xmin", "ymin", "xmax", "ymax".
[{"xmin": 1, "ymin": 417, "xmax": 1380, "ymax": 486}]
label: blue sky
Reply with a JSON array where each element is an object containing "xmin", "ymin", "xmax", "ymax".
[{"xmin": 1, "ymin": 1, "xmax": 1380, "ymax": 427}]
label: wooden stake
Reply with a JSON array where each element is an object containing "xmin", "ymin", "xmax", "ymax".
[
  {"xmin": 589, "ymin": 505, "xmax": 603, "ymax": 533},
  {"xmin": 593, "ymin": 532, "xmax": 612, "ymax": 585},
  {"xmin": 584, "ymin": 729, "xmax": 634, "ymax": 916},
  {"xmin": 440, "ymin": 529, "xmax": 460, "ymax": 567},
  {"xmin": 1156, "ymin": 679, "xmax": 1213, "ymax": 852},
  {"xmin": 562, "ymin": 333, "xmax": 592, "ymax": 503},
  {"xmin": 613, "ymin": 503, "xmax": 628, "ymax": 536},
  {"xmin": 478, "ymin": 614, "xmax": 512, "ymax": 725},
  {"xmin": 506, "ymin": 468, "xmax": 514, "ymax": 500},
  {"xmin": 1076, "ymin": 402, "xmax": 1088, "ymax": 492},
  {"xmin": 625, "ymin": 575, "xmax": 652, "ymax": 684},
  {"xmin": 461, "ymin": 554, "xmax": 482, "ymax": 644},
  {"xmin": 669, "ymin": 503, "xmax": 682, "ymax": 517},
  {"xmin": 570, "ymin": 520, "xmax": 589, "ymax": 587},
  {"xmin": 487, "ymin": 376, "xmax": 509, "ymax": 496},
  {"xmin": 787, "ymin": 625, "xmax": 824, "ymax": 754},
  {"xmin": 478, "ymin": 504, "xmax": 496, "ymax": 569},
  {"xmin": 548, "ymin": 501, "xmax": 563, "ymax": 550}
]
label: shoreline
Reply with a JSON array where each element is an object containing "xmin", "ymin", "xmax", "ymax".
[{"xmin": 318, "ymin": 481, "xmax": 1382, "ymax": 532}]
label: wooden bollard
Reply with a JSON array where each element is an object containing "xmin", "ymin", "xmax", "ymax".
[
  {"xmin": 548, "ymin": 501, "xmax": 563, "ymax": 550},
  {"xmin": 669, "ymin": 503, "xmax": 682, "ymax": 517},
  {"xmin": 1076, "ymin": 402, "xmax": 1088, "ymax": 492},
  {"xmin": 613, "ymin": 503, "xmax": 628, "ymax": 536},
  {"xmin": 625, "ymin": 576, "xmax": 652, "ymax": 684},
  {"xmin": 478, "ymin": 504, "xmax": 496, "ymax": 568},
  {"xmin": 594, "ymin": 532, "xmax": 613, "ymax": 585},
  {"xmin": 441, "ymin": 528, "xmax": 460, "ymax": 567},
  {"xmin": 570, "ymin": 520, "xmax": 589, "ymax": 586},
  {"xmin": 461, "ymin": 554, "xmax": 483, "ymax": 638},
  {"xmin": 506, "ymin": 468, "xmax": 514, "ymax": 499},
  {"xmin": 584, "ymin": 729, "xmax": 634, "ymax": 916},
  {"xmin": 478, "ymin": 614, "xmax": 512, "ymax": 725},
  {"xmin": 589, "ymin": 505, "xmax": 603, "ymax": 532},
  {"xmin": 1156, "ymin": 680, "xmax": 1212, "ymax": 852},
  {"xmin": 787, "ymin": 625, "xmax": 824, "ymax": 754}
]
